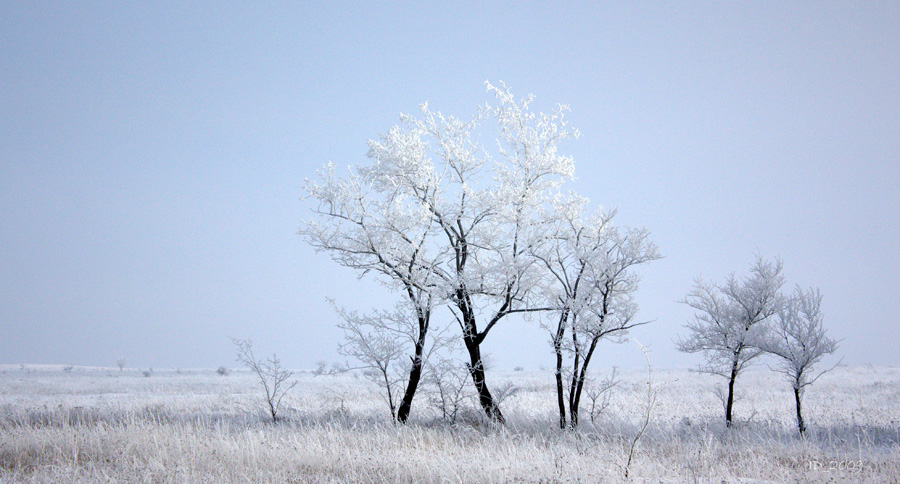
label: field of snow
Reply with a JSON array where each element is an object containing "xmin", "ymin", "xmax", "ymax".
[{"xmin": 1, "ymin": 364, "xmax": 898, "ymax": 483}]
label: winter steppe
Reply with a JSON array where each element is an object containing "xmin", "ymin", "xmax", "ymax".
[{"xmin": 1, "ymin": 364, "xmax": 897, "ymax": 483}]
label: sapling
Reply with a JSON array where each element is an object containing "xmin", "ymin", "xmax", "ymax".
[{"xmin": 231, "ymin": 337, "xmax": 298, "ymax": 423}]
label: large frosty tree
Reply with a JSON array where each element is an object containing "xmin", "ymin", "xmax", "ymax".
[
  {"xmin": 302, "ymin": 82, "xmax": 579, "ymax": 422},
  {"xmin": 300, "ymin": 133, "xmax": 445, "ymax": 422},
  {"xmin": 677, "ymin": 255, "xmax": 784, "ymax": 427}
]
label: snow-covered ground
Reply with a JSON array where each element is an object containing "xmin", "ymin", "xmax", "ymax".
[{"xmin": 1, "ymin": 365, "xmax": 897, "ymax": 483}]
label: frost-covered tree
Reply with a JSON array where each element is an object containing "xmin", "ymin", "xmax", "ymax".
[
  {"xmin": 424, "ymin": 354, "xmax": 473, "ymax": 424},
  {"xmin": 677, "ymin": 255, "xmax": 784, "ymax": 427},
  {"xmin": 533, "ymin": 198, "xmax": 660, "ymax": 428},
  {"xmin": 231, "ymin": 338, "xmax": 297, "ymax": 423},
  {"xmin": 301, "ymin": 138, "xmax": 445, "ymax": 422},
  {"xmin": 332, "ymin": 300, "xmax": 454, "ymax": 421},
  {"xmin": 302, "ymin": 82, "xmax": 579, "ymax": 422},
  {"xmin": 761, "ymin": 286, "xmax": 838, "ymax": 435}
]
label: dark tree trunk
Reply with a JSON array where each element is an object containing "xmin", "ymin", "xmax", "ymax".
[
  {"xmin": 463, "ymin": 331, "xmax": 504, "ymax": 422},
  {"xmin": 568, "ymin": 294, "xmax": 608, "ymax": 430},
  {"xmin": 395, "ymin": 360, "xmax": 421, "ymax": 423},
  {"xmin": 454, "ymin": 289, "xmax": 504, "ymax": 423},
  {"xmin": 553, "ymin": 311, "xmax": 568, "ymax": 429},
  {"xmin": 555, "ymin": 347, "xmax": 566, "ymax": 429},
  {"xmin": 396, "ymin": 297, "xmax": 430, "ymax": 423},
  {"xmin": 569, "ymin": 386, "xmax": 580, "ymax": 428},
  {"xmin": 725, "ymin": 358, "xmax": 739, "ymax": 428},
  {"xmin": 567, "ymin": 334, "xmax": 581, "ymax": 429},
  {"xmin": 569, "ymin": 336, "xmax": 600, "ymax": 429},
  {"xmin": 794, "ymin": 385, "xmax": 806, "ymax": 435},
  {"xmin": 395, "ymin": 331, "xmax": 425, "ymax": 422},
  {"xmin": 569, "ymin": 363, "xmax": 583, "ymax": 429}
]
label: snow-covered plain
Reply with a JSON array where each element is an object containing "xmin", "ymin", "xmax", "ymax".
[{"xmin": 1, "ymin": 364, "xmax": 897, "ymax": 483}]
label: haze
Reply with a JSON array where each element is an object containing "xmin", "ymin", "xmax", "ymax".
[{"xmin": 2, "ymin": 2, "xmax": 898, "ymax": 370}]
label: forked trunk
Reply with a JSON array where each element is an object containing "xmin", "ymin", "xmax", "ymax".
[
  {"xmin": 568, "ymin": 336, "xmax": 600, "ymax": 429},
  {"xmin": 267, "ymin": 398, "xmax": 277, "ymax": 423},
  {"xmin": 567, "ymin": 330, "xmax": 581, "ymax": 428},
  {"xmin": 569, "ymin": 394, "xmax": 580, "ymax": 428}
]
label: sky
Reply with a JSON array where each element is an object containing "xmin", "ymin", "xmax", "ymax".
[{"xmin": 2, "ymin": 2, "xmax": 898, "ymax": 371}]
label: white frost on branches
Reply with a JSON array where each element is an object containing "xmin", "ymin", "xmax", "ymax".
[
  {"xmin": 676, "ymin": 255, "xmax": 784, "ymax": 426},
  {"xmin": 533, "ymin": 197, "xmax": 660, "ymax": 428},
  {"xmin": 300, "ymin": 81, "xmax": 633, "ymax": 422},
  {"xmin": 760, "ymin": 286, "xmax": 839, "ymax": 434},
  {"xmin": 677, "ymin": 255, "xmax": 784, "ymax": 378}
]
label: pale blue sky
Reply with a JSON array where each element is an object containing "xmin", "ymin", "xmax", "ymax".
[{"xmin": 2, "ymin": 2, "xmax": 898, "ymax": 370}]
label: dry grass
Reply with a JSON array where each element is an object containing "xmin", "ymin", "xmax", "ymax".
[{"xmin": 1, "ymin": 365, "xmax": 898, "ymax": 483}]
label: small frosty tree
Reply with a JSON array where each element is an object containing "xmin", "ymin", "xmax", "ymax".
[
  {"xmin": 533, "ymin": 198, "xmax": 660, "ymax": 428},
  {"xmin": 332, "ymin": 300, "xmax": 454, "ymax": 421},
  {"xmin": 761, "ymin": 286, "xmax": 839, "ymax": 435},
  {"xmin": 677, "ymin": 255, "xmax": 784, "ymax": 427},
  {"xmin": 425, "ymin": 354, "xmax": 473, "ymax": 424},
  {"xmin": 231, "ymin": 338, "xmax": 298, "ymax": 423}
]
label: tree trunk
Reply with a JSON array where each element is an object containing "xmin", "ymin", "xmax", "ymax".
[
  {"xmin": 268, "ymin": 399, "xmax": 277, "ymax": 423},
  {"xmin": 382, "ymin": 367, "xmax": 396, "ymax": 420},
  {"xmin": 567, "ymin": 329, "xmax": 581, "ymax": 428},
  {"xmin": 463, "ymin": 332, "xmax": 504, "ymax": 422},
  {"xmin": 569, "ymin": 389, "xmax": 580, "ymax": 428},
  {"xmin": 395, "ymin": 350, "xmax": 423, "ymax": 423},
  {"xmin": 395, "ymin": 363, "xmax": 421, "ymax": 423},
  {"xmin": 453, "ymin": 286, "xmax": 504, "ymax": 423},
  {"xmin": 554, "ymin": 349, "xmax": 566, "ymax": 429},
  {"xmin": 553, "ymin": 311, "xmax": 568, "ymax": 429},
  {"xmin": 794, "ymin": 386, "xmax": 806, "ymax": 435},
  {"xmin": 395, "ymin": 311, "xmax": 429, "ymax": 423},
  {"xmin": 725, "ymin": 358, "xmax": 739, "ymax": 428},
  {"xmin": 569, "ymin": 363, "xmax": 582, "ymax": 429},
  {"xmin": 569, "ymin": 336, "xmax": 601, "ymax": 429}
]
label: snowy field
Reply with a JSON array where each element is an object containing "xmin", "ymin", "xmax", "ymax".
[{"xmin": 1, "ymin": 364, "xmax": 898, "ymax": 483}]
